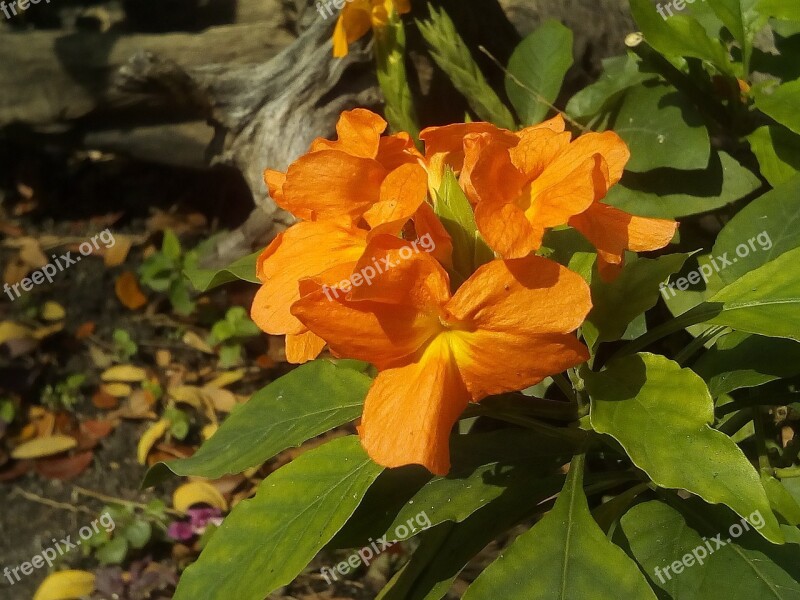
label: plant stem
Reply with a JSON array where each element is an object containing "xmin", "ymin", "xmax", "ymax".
[
  {"xmin": 553, "ymin": 373, "xmax": 578, "ymax": 405},
  {"xmin": 73, "ymin": 486, "xmax": 183, "ymax": 517},
  {"xmin": 675, "ymin": 326, "xmax": 727, "ymax": 366}
]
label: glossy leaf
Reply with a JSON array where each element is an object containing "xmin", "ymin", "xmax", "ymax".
[
  {"xmin": 701, "ymin": 246, "xmax": 800, "ymax": 341},
  {"xmin": 505, "ymin": 20, "xmax": 573, "ymax": 125},
  {"xmin": 567, "ymin": 54, "xmax": 653, "ymax": 119},
  {"xmin": 145, "ymin": 360, "xmax": 371, "ymax": 483},
  {"xmin": 762, "ymin": 473, "xmax": 800, "ymax": 526},
  {"xmin": 757, "ymin": 0, "xmax": 800, "ymax": 21},
  {"xmin": 173, "ymin": 437, "xmax": 383, "ymax": 600},
  {"xmin": 630, "ymin": 0, "xmax": 733, "ymax": 72},
  {"xmin": 606, "ymin": 151, "xmax": 761, "ymax": 219},
  {"xmin": 384, "ymin": 429, "xmax": 572, "ymax": 532},
  {"xmin": 622, "ymin": 499, "xmax": 800, "ymax": 600},
  {"xmin": 711, "ymin": 174, "xmax": 800, "ymax": 285},
  {"xmin": 747, "ymin": 125, "xmax": 800, "ymax": 187},
  {"xmin": 754, "ymin": 80, "xmax": 800, "ymax": 136},
  {"xmin": 693, "ymin": 332, "xmax": 800, "ymax": 397},
  {"xmin": 462, "ymin": 454, "xmax": 656, "ymax": 600},
  {"xmin": 585, "ymin": 353, "xmax": 783, "ymax": 543},
  {"xmin": 586, "ymin": 253, "xmax": 690, "ymax": 345},
  {"xmin": 184, "ymin": 250, "xmax": 260, "ymax": 292},
  {"xmin": 614, "ymin": 84, "xmax": 711, "ymax": 172}
]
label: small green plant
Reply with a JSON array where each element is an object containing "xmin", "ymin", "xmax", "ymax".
[
  {"xmin": 163, "ymin": 405, "xmax": 192, "ymax": 441},
  {"xmin": 112, "ymin": 329, "xmax": 138, "ymax": 362},
  {"xmin": 41, "ymin": 374, "xmax": 86, "ymax": 412},
  {"xmin": 84, "ymin": 501, "xmax": 169, "ymax": 565},
  {"xmin": 207, "ymin": 307, "xmax": 260, "ymax": 368},
  {"xmin": 138, "ymin": 230, "xmax": 198, "ymax": 316}
]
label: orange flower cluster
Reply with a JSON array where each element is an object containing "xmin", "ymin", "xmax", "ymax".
[{"xmin": 252, "ymin": 109, "xmax": 677, "ymax": 474}]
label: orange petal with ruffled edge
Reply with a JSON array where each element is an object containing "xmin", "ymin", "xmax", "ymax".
[
  {"xmin": 445, "ymin": 255, "xmax": 592, "ymax": 399},
  {"xmin": 285, "ymin": 331, "xmax": 326, "ymax": 364},
  {"xmin": 310, "ymin": 109, "xmax": 387, "ymax": 159},
  {"xmin": 291, "ymin": 250, "xmax": 449, "ymax": 370},
  {"xmin": 280, "ymin": 150, "xmax": 386, "ymax": 223},
  {"xmin": 548, "ymin": 131, "xmax": 630, "ymax": 193},
  {"xmin": 421, "ymin": 122, "xmax": 517, "ymax": 193},
  {"xmin": 364, "ymin": 163, "xmax": 428, "ymax": 230},
  {"xmin": 250, "ymin": 221, "xmax": 367, "ymax": 336},
  {"xmin": 333, "ymin": 2, "xmax": 373, "ymax": 58},
  {"xmin": 508, "ymin": 129, "xmax": 571, "ymax": 180},
  {"xmin": 264, "ymin": 169, "xmax": 286, "ymax": 206},
  {"xmin": 358, "ymin": 336, "xmax": 470, "ymax": 475},
  {"xmin": 569, "ymin": 202, "xmax": 678, "ymax": 281}
]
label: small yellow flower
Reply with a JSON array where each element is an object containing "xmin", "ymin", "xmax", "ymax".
[{"xmin": 332, "ymin": 0, "xmax": 411, "ymax": 58}]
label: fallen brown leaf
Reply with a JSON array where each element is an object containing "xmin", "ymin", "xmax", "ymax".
[
  {"xmin": 35, "ymin": 451, "xmax": 94, "ymax": 480},
  {"xmin": 115, "ymin": 271, "xmax": 147, "ymax": 310}
]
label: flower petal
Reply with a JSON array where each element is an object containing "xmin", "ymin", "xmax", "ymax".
[
  {"xmin": 333, "ymin": 4, "xmax": 373, "ymax": 58},
  {"xmin": 282, "ymin": 150, "xmax": 387, "ymax": 222},
  {"xmin": 250, "ymin": 222, "xmax": 367, "ymax": 336},
  {"xmin": 285, "ymin": 331, "xmax": 326, "ymax": 364},
  {"xmin": 310, "ymin": 109, "xmax": 387, "ymax": 159},
  {"xmin": 445, "ymin": 255, "xmax": 592, "ymax": 398},
  {"xmin": 358, "ymin": 336, "xmax": 470, "ymax": 475},
  {"xmin": 569, "ymin": 202, "xmax": 678, "ymax": 281},
  {"xmin": 364, "ymin": 163, "xmax": 428, "ymax": 230}
]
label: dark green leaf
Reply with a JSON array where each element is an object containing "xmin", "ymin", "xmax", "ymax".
[
  {"xmin": 693, "ymin": 332, "xmax": 800, "ymax": 396},
  {"xmin": 462, "ymin": 454, "xmax": 656, "ymax": 600},
  {"xmin": 505, "ymin": 20, "xmax": 573, "ymax": 125},
  {"xmin": 614, "ymin": 84, "xmax": 711, "ymax": 172},
  {"xmin": 567, "ymin": 54, "xmax": 654, "ymax": 119},
  {"xmin": 585, "ymin": 353, "xmax": 783, "ymax": 542},
  {"xmin": 754, "ymin": 80, "xmax": 800, "ymax": 136},
  {"xmin": 173, "ymin": 437, "xmax": 383, "ymax": 600},
  {"xmin": 145, "ymin": 360, "xmax": 371, "ymax": 483}
]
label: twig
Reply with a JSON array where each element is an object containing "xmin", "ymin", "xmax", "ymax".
[
  {"xmin": 477, "ymin": 45, "xmax": 590, "ymax": 133},
  {"xmin": 12, "ymin": 486, "xmax": 96, "ymax": 516},
  {"xmin": 72, "ymin": 485, "xmax": 183, "ymax": 517}
]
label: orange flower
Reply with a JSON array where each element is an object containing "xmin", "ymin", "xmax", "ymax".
[
  {"xmin": 292, "ymin": 237, "xmax": 591, "ymax": 474},
  {"xmin": 252, "ymin": 109, "xmax": 434, "ymax": 363},
  {"xmin": 469, "ymin": 116, "xmax": 677, "ymax": 279},
  {"xmin": 332, "ymin": 0, "xmax": 412, "ymax": 58}
]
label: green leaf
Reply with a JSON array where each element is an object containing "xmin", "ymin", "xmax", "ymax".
[
  {"xmin": 433, "ymin": 169, "xmax": 493, "ymax": 285},
  {"xmin": 585, "ymin": 352, "xmax": 783, "ymax": 543},
  {"xmin": 630, "ymin": 0, "xmax": 733, "ymax": 72},
  {"xmin": 162, "ymin": 230, "xmax": 182, "ymax": 262},
  {"xmin": 762, "ymin": 473, "xmax": 800, "ymax": 526},
  {"xmin": 505, "ymin": 20, "xmax": 573, "ymax": 126},
  {"xmin": 747, "ymin": 126, "xmax": 800, "ymax": 187},
  {"xmin": 417, "ymin": 6, "xmax": 515, "ymax": 129},
  {"xmin": 620, "ymin": 500, "xmax": 706, "ymax": 598},
  {"xmin": 384, "ymin": 429, "xmax": 572, "ymax": 532},
  {"xmin": 462, "ymin": 454, "xmax": 656, "ymax": 600},
  {"xmin": 567, "ymin": 54, "xmax": 654, "ymax": 119},
  {"xmin": 757, "ymin": 0, "xmax": 800, "ymax": 21},
  {"xmin": 693, "ymin": 332, "xmax": 800, "ymax": 396},
  {"xmin": 123, "ymin": 520, "xmax": 152, "ymax": 550},
  {"xmin": 754, "ymin": 80, "xmax": 800, "ymax": 135},
  {"xmin": 173, "ymin": 437, "xmax": 383, "ymax": 600},
  {"xmin": 700, "ymin": 246, "xmax": 800, "ymax": 341},
  {"xmin": 712, "ymin": 175, "xmax": 800, "ymax": 285},
  {"xmin": 706, "ymin": 0, "xmax": 759, "ymax": 68},
  {"xmin": 614, "ymin": 84, "xmax": 711, "ymax": 172},
  {"xmin": 586, "ymin": 253, "xmax": 690, "ymax": 346},
  {"xmin": 144, "ymin": 360, "xmax": 371, "ymax": 483},
  {"xmin": 183, "ymin": 250, "xmax": 260, "ymax": 292},
  {"xmin": 96, "ymin": 535, "xmax": 129, "ymax": 565},
  {"xmin": 622, "ymin": 499, "xmax": 800, "ymax": 600}
]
